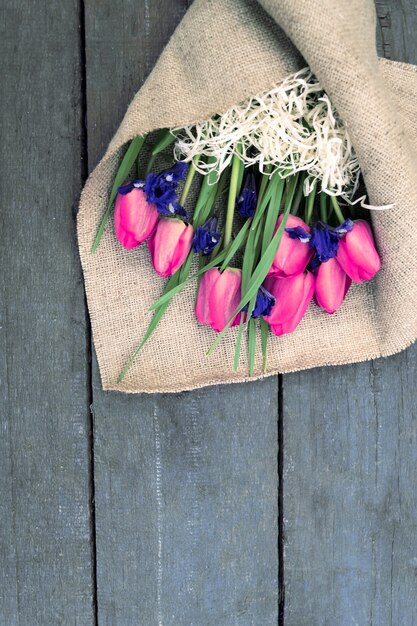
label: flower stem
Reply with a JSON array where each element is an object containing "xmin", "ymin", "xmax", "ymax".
[
  {"xmin": 305, "ymin": 182, "xmax": 316, "ymax": 224},
  {"xmin": 319, "ymin": 192, "xmax": 328, "ymax": 223},
  {"xmin": 180, "ymin": 161, "xmax": 197, "ymax": 205},
  {"xmin": 291, "ymin": 173, "xmax": 305, "ymax": 215},
  {"xmin": 145, "ymin": 153, "xmax": 157, "ymax": 176},
  {"xmin": 223, "ymin": 152, "xmax": 241, "ymax": 248},
  {"xmin": 330, "ymin": 195, "xmax": 346, "ymax": 224}
]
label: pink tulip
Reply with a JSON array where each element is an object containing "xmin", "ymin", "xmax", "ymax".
[
  {"xmin": 195, "ymin": 268, "xmax": 220, "ymax": 326},
  {"xmin": 268, "ymin": 214, "xmax": 313, "ymax": 278},
  {"xmin": 195, "ymin": 268, "xmax": 242, "ymax": 333},
  {"xmin": 114, "ymin": 187, "xmax": 159, "ymax": 249},
  {"xmin": 336, "ymin": 219, "xmax": 381, "ymax": 283},
  {"xmin": 263, "ymin": 272, "xmax": 315, "ymax": 336},
  {"xmin": 148, "ymin": 217, "xmax": 193, "ymax": 277},
  {"xmin": 315, "ymin": 258, "xmax": 351, "ymax": 314}
]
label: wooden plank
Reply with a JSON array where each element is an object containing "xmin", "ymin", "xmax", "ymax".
[
  {"xmin": 283, "ymin": 2, "xmax": 417, "ymax": 624},
  {"xmin": 0, "ymin": 1, "xmax": 94, "ymax": 624},
  {"xmin": 84, "ymin": 1, "xmax": 280, "ymax": 622}
]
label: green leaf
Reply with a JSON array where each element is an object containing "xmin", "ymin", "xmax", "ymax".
[
  {"xmin": 192, "ymin": 158, "xmax": 218, "ymax": 226},
  {"xmin": 248, "ymin": 319, "xmax": 257, "ymax": 376},
  {"xmin": 241, "ymin": 224, "xmax": 257, "ymax": 292},
  {"xmin": 260, "ymin": 319, "xmax": 269, "ymax": 372},
  {"xmin": 91, "ymin": 134, "xmax": 147, "ymax": 253},
  {"xmin": 251, "ymin": 172, "xmax": 280, "ymax": 230},
  {"xmin": 219, "ymin": 220, "xmax": 250, "ymax": 271},
  {"xmin": 151, "ymin": 128, "xmax": 177, "ymax": 156},
  {"xmin": 257, "ymin": 168, "xmax": 272, "ymax": 207},
  {"xmin": 233, "ymin": 317, "xmax": 244, "ymax": 371},
  {"xmin": 262, "ymin": 176, "xmax": 285, "ymax": 255}
]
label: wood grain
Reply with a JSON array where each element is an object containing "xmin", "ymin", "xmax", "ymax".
[
  {"xmin": 84, "ymin": 1, "xmax": 280, "ymax": 623},
  {"xmin": 283, "ymin": 3, "xmax": 417, "ymax": 624},
  {"xmin": 0, "ymin": 0, "xmax": 94, "ymax": 624}
]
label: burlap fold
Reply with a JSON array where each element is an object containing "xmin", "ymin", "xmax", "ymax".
[{"xmin": 78, "ymin": 0, "xmax": 417, "ymax": 393}]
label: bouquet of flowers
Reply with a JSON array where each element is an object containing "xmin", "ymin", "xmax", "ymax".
[
  {"xmin": 77, "ymin": 0, "xmax": 417, "ymax": 393},
  {"xmin": 91, "ymin": 69, "xmax": 388, "ymax": 383}
]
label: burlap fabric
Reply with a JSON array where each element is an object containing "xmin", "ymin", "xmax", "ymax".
[{"xmin": 78, "ymin": 0, "xmax": 417, "ymax": 393}]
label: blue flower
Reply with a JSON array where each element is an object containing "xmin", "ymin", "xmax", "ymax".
[
  {"xmin": 144, "ymin": 172, "xmax": 178, "ymax": 212},
  {"xmin": 309, "ymin": 219, "xmax": 353, "ymax": 269},
  {"xmin": 161, "ymin": 161, "xmax": 188, "ymax": 184},
  {"xmin": 192, "ymin": 217, "xmax": 221, "ymax": 256},
  {"xmin": 244, "ymin": 285, "xmax": 276, "ymax": 318},
  {"xmin": 143, "ymin": 162, "xmax": 188, "ymax": 216},
  {"xmin": 236, "ymin": 172, "xmax": 258, "ymax": 218},
  {"xmin": 117, "ymin": 180, "xmax": 145, "ymax": 195},
  {"xmin": 334, "ymin": 219, "xmax": 354, "ymax": 234},
  {"xmin": 285, "ymin": 226, "xmax": 311, "ymax": 243}
]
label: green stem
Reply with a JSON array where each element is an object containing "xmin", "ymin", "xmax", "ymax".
[
  {"xmin": 330, "ymin": 195, "xmax": 346, "ymax": 224},
  {"xmin": 145, "ymin": 153, "xmax": 157, "ymax": 176},
  {"xmin": 319, "ymin": 192, "xmax": 328, "ymax": 223},
  {"xmin": 291, "ymin": 173, "xmax": 305, "ymax": 215},
  {"xmin": 223, "ymin": 152, "xmax": 241, "ymax": 248},
  {"xmin": 257, "ymin": 166, "xmax": 272, "ymax": 206},
  {"xmin": 180, "ymin": 161, "xmax": 197, "ymax": 205},
  {"xmin": 305, "ymin": 182, "xmax": 316, "ymax": 225}
]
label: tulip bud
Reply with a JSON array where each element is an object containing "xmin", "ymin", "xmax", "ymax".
[
  {"xmin": 195, "ymin": 268, "xmax": 242, "ymax": 333},
  {"xmin": 315, "ymin": 258, "xmax": 351, "ymax": 314},
  {"xmin": 148, "ymin": 217, "xmax": 193, "ymax": 277},
  {"xmin": 336, "ymin": 219, "xmax": 381, "ymax": 283},
  {"xmin": 268, "ymin": 214, "xmax": 313, "ymax": 277},
  {"xmin": 114, "ymin": 187, "xmax": 159, "ymax": 249},
  {"xmin": 263, "ymin": 272, "xmax": 315, "ymax": 336}
]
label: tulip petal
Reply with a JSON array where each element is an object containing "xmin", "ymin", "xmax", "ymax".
[
  {"xmin": 208, "ymin": 268, "xmax": 242, "ymax": 332},
  {"xmin": 148, "ymin": 218, "xmax": 193, "ymax": 277},
  {"xmin": 195, "ymin": 268, "xmax": 220, "ymax": 326},
  {"xmin": 270, "ymin": 214, "xmax": 313, "ymax": 277},
  {"xmin": 114, "ymin": 188, "xmax": 159, "ymax": 249},
  {"xmin": 315, "ymin": 258, "xmax": 350, "ymax": 314},
  {"xmin": 337, "ymin": 219, "xmax": 381, "ymax": 283},
  {"xmin": 264, "ymin": 272, "xmax": 315, "ymax": 335}
]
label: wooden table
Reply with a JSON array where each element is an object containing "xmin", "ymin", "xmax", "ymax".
[{"xmin": 1, "ymin": 1, "xmax": 416, "ymax": 624}]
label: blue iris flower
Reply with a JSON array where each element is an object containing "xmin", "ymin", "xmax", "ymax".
[
  {"xmin": 309, "ymin": 219, "xmax": 354, "ymax": 269},
  {"xmin": 161, "ymin": 161, "xmax": 188, "ymax": 184},
  {"xmin": 236, "ymin": 172, "xmax": 258, "ymax": 218},
  {"xmin": 144, "ymin": 163, "xmax": 188, "ymax": 214},
  {"xmin": 117, "ymin": 180, "xmax": 145, "ymax": 195},
  {"xmin": 244, "ymin": 285, "xmax": 276, "ymax": 318},
  {"xmin": 285, "ymin": 225, "xmax": 311, "ymax": 243},
  {"xmin": 192, "ymin": 217, "xmax": 221, "ymax": 256},
  {"xmin": 118, "ymin": 162, "xmax": 189, "ymax": 217},
  {"xmin": 144, "ymin": 172, "xmax": 179, "ymax": 213}
]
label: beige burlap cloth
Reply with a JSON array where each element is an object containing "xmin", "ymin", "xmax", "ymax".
[{"xmin": 78, "ymin": 0, "xmax": 417, "ymax": 393}]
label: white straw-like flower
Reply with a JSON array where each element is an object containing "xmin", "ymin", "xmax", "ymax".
[{"xmin": 172, "ymin": 68, "xmax": 360, "ymax": 200}]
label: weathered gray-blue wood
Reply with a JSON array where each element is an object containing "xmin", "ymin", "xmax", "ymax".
[
  {"xmin": 0, "ymin": 1, "xmax": 94, "ymax": 624},
  {"xmin": 85, "ymin": 1, "xmax": 280, "ymax": 623},
  {"xmin": 92, "ymin": 372, "xmax": 279, "ymax": 624},
  {"xmin": 283, "ymin": 4, "xmax": 417, "ymax": 624}
]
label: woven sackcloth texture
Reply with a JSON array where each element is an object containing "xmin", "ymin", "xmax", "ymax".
[{"xmin": 78, "ymin": 0, "xmax": 417, "ymax": 393}]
